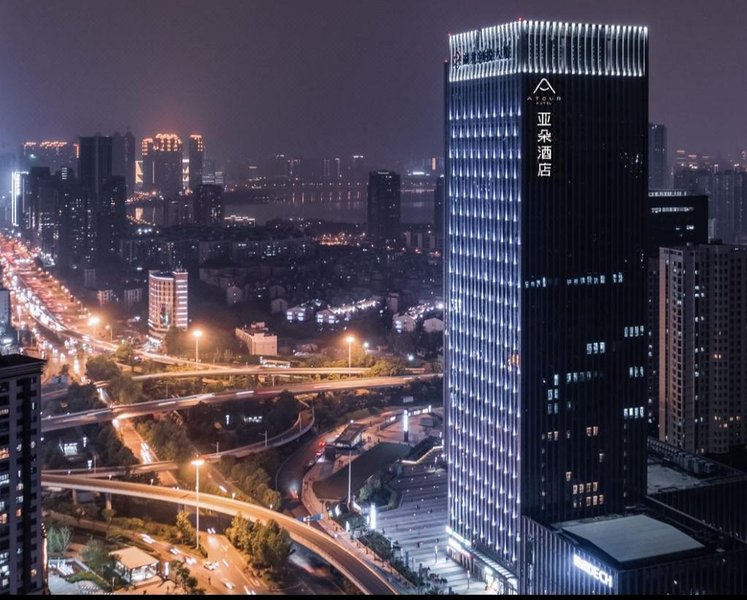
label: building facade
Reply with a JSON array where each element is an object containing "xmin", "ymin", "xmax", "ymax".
[
  {"xmin": 648, "ymin": 123, "xmax": 668, "ymax": 190},
  {"xmin": 445, "ymin": 20, "xmax": 648, "ymax": 589},
  {"xmin": 658, "ymin": 243, "xmax": 747, "ymax": 454},
  {"xmin": 0, "ymin": 355, "xmax": 45, "ymax": 594},
  {"xmin": 366, "ymin": 170, "xmax": 401, "ymax": 247},
  {"xmin": 645, "ymin": 191, "xmax": 708, "ymax": 434},
  {"xmin": 193, "ymin": 184, "xmax": 223, "ymax": 226},
  {"xmin": 147, "ymin": 270, "xmax": 188, "ymax": 339},
  {"xmin": 188, "ymin": 135, "xmax": 204, "ymax": 191}
]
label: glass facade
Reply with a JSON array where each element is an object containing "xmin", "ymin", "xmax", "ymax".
[{"xmin": 445, "ymin": 20, "xmax": 648, "ymax": 576}]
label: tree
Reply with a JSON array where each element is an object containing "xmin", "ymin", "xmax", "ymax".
[
  {"xmin": 248, "ymin": 520, "xmax": 291, "ymax": 574},
  {"xmin": 101, "ymin": 508, "xmax": 116, "ymax": 529},
  {"xmin": 81, "ymin": 537, "xmax": 116, "ymax": 578},
  {"xmin": 47, "ymin": 525, "xmax": 72, "ymax": 555},
  {"xmin": 109, "ymin": 373, "xmax": 143, "ymax": 404},
  {"xmin": 226, "ymin": 513, "xmax": 254, "ymax": 551},
  {"xmin": 85, "ymin": 355, "xmax": 121, "ymax": 382},
  {"xmin": 175, "ymin": 511, "xmax": 195, "ymax": 546},
  {"xmin": 170, "ymin": 560, "xmax": 204, "ymax": 595},
  {"xmin": 114, "ymin": 342, "xmax": 136, "ymax": 367}
]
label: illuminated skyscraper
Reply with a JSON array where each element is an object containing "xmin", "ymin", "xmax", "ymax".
[
  {"xmin": 148, "ymin": 269, "xmax": 188, "ymax": 340},
  {"xmin": 188, "ymin": 134, "xmax": 204, "ymax": 191},
  {"xmin": 141, "ymin": 134, "xmax": 183, "ymax": 197},
  {"xmin": 445, "ymin": 21, "xmax": 648, "ymax": 591},
  {"xmin": 0, "ymin": 355, "xmax": 46, "ymax": 594}
]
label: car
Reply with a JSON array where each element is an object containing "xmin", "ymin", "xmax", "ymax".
[
  {"xmin": 221, "ymin": 559, "xmax": 229, "ymax": 568},
  {"xmin": 168, "ymin": 547, "xmax": 180, "ymax": 555},
  {"xmin": 139, "ymin": 533, "xmax": 155, "ymax": 544},
  {"xmin": 207, "ymin": 527, "xmax": 216, "ymax": 535},
  {"xmin": 223, "ymin": 581, "xmax": 235, "ymax": 591},
  {"xmin": 183, "ymin": 556, "xmax": 196, "ymax": 565},
  {"xmin": 203, "ymin": 561, "xmax": 217, "ymax": 571}
]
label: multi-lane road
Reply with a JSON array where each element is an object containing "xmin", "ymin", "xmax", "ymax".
[
  {"xmin": 43, "ymin": 375, "xmax": 434, "ymax": 432},
  {"xmin": 42, "ymin": 474, "xmax": 398, "ymax": 596}
]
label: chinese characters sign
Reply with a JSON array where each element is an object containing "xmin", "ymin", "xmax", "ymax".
[
  {"xmin": 527, "ymin": 78, "xmax": 561, "ymax": 179},
  {"xmin": 537, "ymin": 111, "xmax": 552, "ymax": 177}
]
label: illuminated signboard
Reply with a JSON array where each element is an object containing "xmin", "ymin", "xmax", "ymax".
[
  {"xmin": 527, "ymin": 78, "xmax": 562, "ymax": 179},
  {"xmin": 573, "ymin": 554, "xmax": 613, "ymax": 588}
]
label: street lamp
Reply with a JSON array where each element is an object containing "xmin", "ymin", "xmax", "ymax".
[
  {"xmin": 191, "ymin": 458, "xmax": 205, "ymax": 550},
  {"xmin": 345, "ymin": 335, "xmax": 355, "ymax": 369},
  {"xmin": 193, "ymin": 330, "xmax": 203, "ymax": 363},
  {"xmin": 88, "ymin": 316, "xmax": 100, "ymax": 334},
  {"xmin": 104, "ymin": 324, "xmax": 112, "ymax": 343}
]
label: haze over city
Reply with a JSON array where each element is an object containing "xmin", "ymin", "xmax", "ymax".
[{"xmin": 0, "ymin": 1, "xmax": 746, "ymax": 597}]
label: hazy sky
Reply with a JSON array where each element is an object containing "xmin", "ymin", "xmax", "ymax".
[{"xmin": 0, "ymin": 0, "xmax": 744, "ymax": 165}]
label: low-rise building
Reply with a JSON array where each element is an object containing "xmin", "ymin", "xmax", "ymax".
[{"xmin": 235, "ymin": 322, "xmax": 277, "ymax": 356}]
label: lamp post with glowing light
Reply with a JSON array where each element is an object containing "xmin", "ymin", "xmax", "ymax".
[
  {"xmin": 88, "ymin": 315, "xmax": 100, "ymax": 335},
  {"xmin": 345, "ymin": 335, "xmax": 355, "ymax": 369},
  {"xmin": 104, "ymin": 324, "xmax": 112, "ymax": 342},
  {"xmin": 191, "ymin": 458, "xmax": 205, "ymax": 549},
  {"xmin": 193, "ymin": 329, "xmax": 203, "ymax": 363}
]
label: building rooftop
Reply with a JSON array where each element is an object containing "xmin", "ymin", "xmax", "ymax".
[
  {"xmin": 335, "ymin": 423, "xmax": 366, "ymax": 446},
  {"xmin": 110, "ymin": 546, "xmax": 158, "ymax": 570},
  {"xmin": 558, "ymin": 514, "xmax": 704, "ymax": 566},
  {"xmin": 0, "ymin": 354, "xmax": 45, "ymax": 369}
]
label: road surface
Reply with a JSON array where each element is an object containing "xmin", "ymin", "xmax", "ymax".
[{"xmin": 42, "ymin": 474, "xmax": 397, "ymax": 596}]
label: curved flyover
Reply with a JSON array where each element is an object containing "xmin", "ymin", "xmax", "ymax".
[
  {"xmin": 44, "ymin": 406, "xmax": 316, "ymax": 478},
  {"xmin": 42, "ymin": 474, "xmax": 398, "ymax": 596},
  {"xmin": 42, "ymin": 375, "xmax": 436, "ymax": 433}
]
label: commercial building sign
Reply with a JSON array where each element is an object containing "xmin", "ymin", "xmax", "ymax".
[
  {"xmin": 573, "ymin": 554, "xmax": 613, "ymax": 588},
  {"xmin": 527, "ymin": 78, "xmax": 561, "ymax": 179}
]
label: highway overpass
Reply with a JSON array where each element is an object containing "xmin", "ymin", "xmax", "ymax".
[
  {"xmin": 42, "ymin": 375, "xmax": 436, "ymax": 432},
  {"xmin": 42, "ymin": 474, "xmax": 398, "ymax": 595}
]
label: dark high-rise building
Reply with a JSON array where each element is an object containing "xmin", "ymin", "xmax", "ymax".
[
  {"xmin": 0, "ymin": 355, "xmax": 46, "ymax": 594},
  {"xmin": 644, "ymin": 191, "xmax": 708, "ymax": 435},
  {"xmin": 78, "ymin": 136, "xmax": 113, "ymax": 201},
  {"xmin": 349, "ymin": 155, "xmax": 367, "ymax": 181},
  {"xmin": 193, "ymin": 184, "xmax": 223, "ymax": 226},
  {"xmin": 445, "ymin": 21, "xmax": 648, "ymax": 592},
  {"xmin": 22, "ymin": 141, "xmax": 76, "ymax": 174},
  {"xmin": 648, "ymin": 123, "xmax": 668, "ymax": 189},
  {"xmin": 434, "ymin": 174, "xmax": 445, "ymax": 246},
  {"xmin": 366, "ymin": 170, "xmax": 400, "ymax": 247},
  {"xmin": 188, "ymin": 134, "xmax": 204, "ymax": 191},
  {"xmin": 112, "ymin": 131, "xmax": 136, "ymax": 196}
]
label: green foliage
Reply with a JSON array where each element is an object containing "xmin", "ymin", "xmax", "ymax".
[
  {"xmin": 94, "ymin": 423, "xmax": 138, "ymax": 469},
  {"xmin": 367, "ymin": 359, "xmax": 407, "ymax": 376},
  {"xmin": 170, "ymin": 559, "xmax": 204, "ymax": 594},
  {"xmin": 135, "ymin": 419, "xmax": 194, "ymax": 462},
  {"xmin": 114, "ymin": 342, "xmax": 136, "ymax": 366},
  {"xmin": 81, "ymin": 537, "xmax": 117, "ymax": 580},
  {"xmin": 47, "ymin": 525, "xmax": 72, "ymax": 555},
  {"xmin": 108, "ymin": 373, "xmax": 144, "ymax": 405},
  {"xmin": 248, "ymin": 520, "xmax": 291, "ymax": 573},
  {"xmin": 175, "ymin": 511, "xmax": 195, "ymax": 546},
  {"xmin": 218, "ymin": 454, "xmax": 280, "ymax": 508},
  {"xmin": 85, "ymin": 355, "xmax": 121, "ymax": 382}
]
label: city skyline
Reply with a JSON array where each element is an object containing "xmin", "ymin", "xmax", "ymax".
[{"xmin": 0, "ymin": 1, "xmax": 746, "ymax": 164}]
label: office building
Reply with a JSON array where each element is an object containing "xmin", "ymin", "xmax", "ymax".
[
  {"xmin": 148, "ymin": 270, "xmax": 188, "ymax": 340},
  {"xmin": 434, "ymin": 174, "xmax": 445, "ymax": 249},
  {"xmin": 188, "ymin": 135, "xmax": 204, "ymax": 191},
  {"xmin": 445, "ymin": 20, "xmax": 648, "ymax": 593},
  {"xmin": 367, "ymin": 170, "xmax": 401, "ymax": 247},
  {"xmin": 648, "ymin": 123, "xmax": 668, "ymax": 189},
  {"xmin": 659, "ymin": 243, "xmax": 747, "ymax": 454},
  {"xmin": 22, "ymin": 141, "xmax": 76, "ymax": 175},
  {"xmin": 645, "ymin": 191, "xmax": 708, "ymax": 434},
  {"xmin": 0, "ymin": 355, "xmax": 46, "ymax": 594},
  {"xmin": 142, "ymin": 134, "xmax": 183, "ymax": 197},
  {"xmin": 193, "ymin": 184, "xmax": 223, "ymax": 226},
  {"xmin": 111, "ymin": 131, "xmax": 136, "ymax": 196},
  {"xmin": 78, "ymin": 136, "xmax": 113, "ymax": 201}
]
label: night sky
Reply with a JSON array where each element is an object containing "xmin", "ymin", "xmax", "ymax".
[{"xmin": 0, "ymin": 0, "xmax": 744, "ymax": 165}]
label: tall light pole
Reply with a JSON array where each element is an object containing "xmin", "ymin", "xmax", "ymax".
[
  {"xmin": 193, "ymin": 329, "xmax": 203, "ymax": 363},
  {"xmin": 105, "ymin": 324, "xmax": 112, "ymax": 343},
  {"xmin": 88, "ymin": 315, "xmax": 100, "ymax": 336},
  {"xmin": 345, "ymin": 335, "xmax": 355, "ymax": 369},
  {"xmin": 347, "ymin": 446, "xmax": 353, "ymax": 507},
  {"xmin": 191, "ymin": 458, "xmax": 205, "ymax": 549}
]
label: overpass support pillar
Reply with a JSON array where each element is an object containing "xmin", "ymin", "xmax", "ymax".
[
  {"xmin": 105, "ymin": 493, "xmax": 112, "ymax": 511},
  {"xmin": 71, "ymin": 489, "xmax": 78, "ymax": 505}
]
